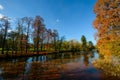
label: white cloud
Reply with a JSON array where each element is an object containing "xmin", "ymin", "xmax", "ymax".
[
  {"xmin": 0, "ymin": 4, "xmax": 4, "ymax": 18},
  {"xmin": 8, "ymin": 29, "xmax": 12, "ymax": 33},
  {"xmin": 0, "ymin": 13, "xmax": 4, "ymax": 18},
  {"xmin": 0, "ymin": 4, "xmax": 4, "ymax": 10}
]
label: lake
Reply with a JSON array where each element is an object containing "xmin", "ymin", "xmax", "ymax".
[{"xmin": 0, "ymin": 52, "xmax": 104, "ymax": 80}]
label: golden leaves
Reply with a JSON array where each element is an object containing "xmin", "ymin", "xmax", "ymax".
[{"xmin": 93, "ymin": 0, "xmax": 120, "ymax": 56}]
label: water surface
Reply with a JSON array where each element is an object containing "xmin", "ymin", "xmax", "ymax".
[{"xmin": 0, "ymin": 52, "xmax": 103, "ymax": 80}]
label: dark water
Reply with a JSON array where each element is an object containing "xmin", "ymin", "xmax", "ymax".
[{"xmin": 0, "ymin": 52, "xmax": 103, "ymax": 80}]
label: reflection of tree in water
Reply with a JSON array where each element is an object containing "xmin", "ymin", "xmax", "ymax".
[
  {"xmin": 0, "ymin": 62, "xmax": 25, "ymax": 80},
  {"xmin": 83, "ymin": 54, "xmax": 89, "ymax": 66},
  {"xmin": 31, "ymin": 55, "xmax": 47, "ymax": 62},
  {"xmin": 27, "ymin": 53, "xmax": 84, "ymax": 80},
  {"xmin": 90, "ymin": 52, "xmax": 94, "ymax": 58},
  {"xmin": 0, "ymin": 52, "xmax": 98, "ymax": 80},
  {"xmin": 28, "ymin": 62, "xmax": 61, "ymax": 80}
]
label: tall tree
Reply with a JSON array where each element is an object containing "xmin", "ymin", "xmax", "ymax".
[
  {"xmin": 8, "ymin": 31, "xmax": 18, "ymax": 54},
  {"xmin": 0, "ymin": 23, "xmax": 4, "ymax": 48},
  {"xmin": 93, "ymin": 0, "xmax": 120, "ymax": 56},
  {"xmin": 88, "ymin": 41, "xmax": 94, "ymax": 51},
  {"xmin": 16, "ymin": 18, "xmax": 26, "ymax": 54},
  {"xmin": 0, "ymin": 17, "xmax": 10, "ymax": 54},
  {"xmin": 23, "ymin": 17, "xmax": 33, "ymax": 54},
  {"xmin": 81, "ymin": 35, "xmax": 87, "ymax": 51},
  {"xmin": 46, "ymin": 29, "xmax": 52, "ymax": 51},
  {"xmin": 40, "ymin": 26, "xmax": 46, "ymax": 51},
  {"xmin": 52, "ymin": 29, "xmax": 59, "ymax": 51},
  {"xmin": 32, "ymin": 16, "xmax": 44, "ymax": 54}
]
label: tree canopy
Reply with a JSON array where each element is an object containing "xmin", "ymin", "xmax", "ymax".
[{"xmin": 93, "ymin": 0, "xmax": 120, "ymax": 57}]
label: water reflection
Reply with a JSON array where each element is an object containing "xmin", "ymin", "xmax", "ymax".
[
  {"xmin": 0, "ymin": 52, "xmax": 103, "ymax": 80},
  {"xmin": 0, "ymin": 62, "xmax": 25, "ymax": 80},
  {"xmin": 83, "ymin": 53, "xmax": 89, "ymax": 66}
]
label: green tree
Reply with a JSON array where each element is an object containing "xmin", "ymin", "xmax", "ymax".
[
  {"xmin": 81, "ymin": 35, "xmax": 87, "ymax": 51},
  {"xmin": 62, "ymin": 41, "xmax": 70, "ymax": 51},
  {"xmin": 69, "ymin": 39, "xmax": 81, "ymax": 52},
  {"xmin": 58, "ymin": 36, "xmax": 65, "ymax": 51},
  {"xmin": 88, "ymin": 41, "xmax": 94, "ymax": 51},
  {"xmin": 8, "ymin": 31, "xmax": 18, "ymax": 54}
]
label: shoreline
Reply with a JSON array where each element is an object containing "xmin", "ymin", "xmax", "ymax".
[{"xmin": 0, "ymin": 50, "xmax": 78, "ymax": 59}]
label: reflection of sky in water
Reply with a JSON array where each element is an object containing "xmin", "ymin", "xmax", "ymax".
[
  {"xmin": 25, "ymin": 57, "xmax": 32, "ymax": 74},
  {"xmin": 94, "ymin": 52, "xmax": 99, "ymax": 59},
  {"xmin": 25, "ymin": 63, "xmax": 31, "ymax": 74},
  {"xmin": 25, "ymin": 55, "xmax": 47, "ymax": 74},
  {"xmin": 89, "ymin": 52, "xmax": 99, "ymax": 63},
  {"xmin": 27, "ymin": 57, "xmax": 32, "ymax": 63}
]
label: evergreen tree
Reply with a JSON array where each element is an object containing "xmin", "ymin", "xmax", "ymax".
[{"xmin": 81, "ymin": 35, "xmax": 87, "ymax": 51}]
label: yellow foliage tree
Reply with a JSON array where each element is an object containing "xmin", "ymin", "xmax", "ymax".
[{"xmin": 93, "ymin": 0, "xmax": 120, "ymax": 57}]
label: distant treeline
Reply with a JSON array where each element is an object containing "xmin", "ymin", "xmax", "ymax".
[{"xmin": 0, "ymin": 16, "xmax": 94, "ymax": 54}]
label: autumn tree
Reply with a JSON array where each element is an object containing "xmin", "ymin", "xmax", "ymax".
[
  {"xmin": 52, "ymin": 29, "xmax": 59, "ymax": 51},
  {"xmin": 46, "ymin": 29, "xmax": 52, "ymax": 51},
  {"xmin": 16, "ymin": 18, "xmax": 26, "ymax": 54},
  {"xmin": 40, "ymin": 26, "xmax": 46, "ymax": 51},
  {"xmin": 23, "ymin": 17, "xmax": 33, "ymax": 53},
  {"xmin": 93, "ymin": 0, "xmax": 120, "ymax": 57},
  {"xmin": 32, "ymin": 16, "xmax": 45, "ymax": 54}
]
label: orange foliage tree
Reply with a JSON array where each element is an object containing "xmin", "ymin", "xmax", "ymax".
[
  {"xmin": 32, "ymin": 16, "xmax": 45, "ymax": 54},
  {"xmin": 93, "ymin": 0, "xmax": 120, "ymax": 57}
]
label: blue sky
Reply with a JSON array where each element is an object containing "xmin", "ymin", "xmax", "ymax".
[{"xmin": 0, "ymin": 0, "xmax": 97, "ymax": 44}]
